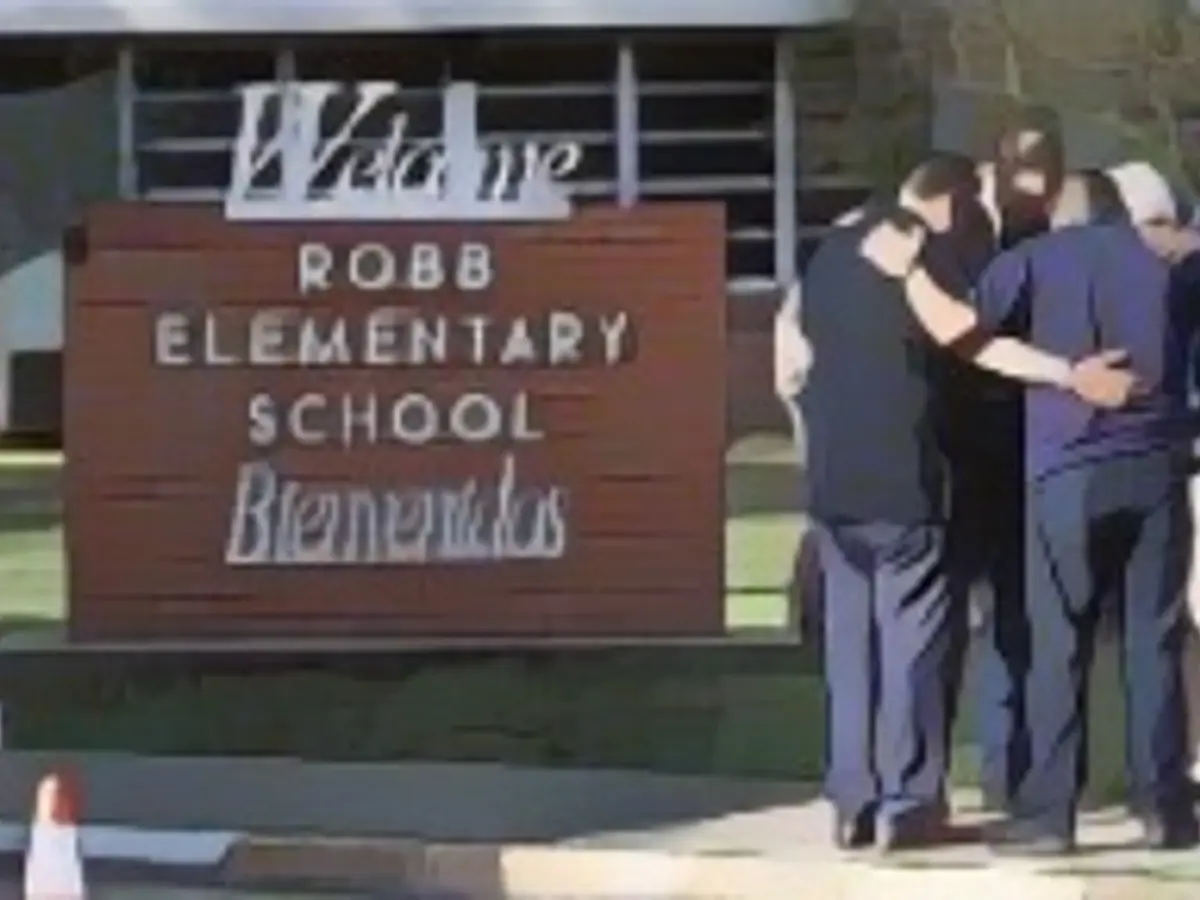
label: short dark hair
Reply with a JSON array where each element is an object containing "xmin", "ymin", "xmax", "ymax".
[
  {"xmin": 992, "ymin": 107, "xmax": 1066, "ymax": 194},
  {"xmin": 903, "ymin": 153, "xmax": 981, "ymax": 201},
  {"xmin": 1078, "ymin": 169, "xmax": 1128, "ymax": 222}
]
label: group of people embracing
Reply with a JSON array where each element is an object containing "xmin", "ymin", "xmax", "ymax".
[{"xmin": 776, "ymin": 108, "xmax": 1200, "ymax": 856}]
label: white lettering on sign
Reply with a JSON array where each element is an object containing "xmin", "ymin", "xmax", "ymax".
[
  {"xmin": 225, "ymin": 81, "xmax": 582, "ymax": 222},
  {"xmin": 296, "ymin": 241, "xmax": 494, "ymax": 293},
  {"xmin": 152, "ymin": 309, "xmax": 633, "ymax": 369},
  {"xmin": 224, "ymin": 455, "xmax": 568, "ymax": 565},
  {"xmin": 244, "ymin": 390, "xmax": 545, "ymax": 449}
]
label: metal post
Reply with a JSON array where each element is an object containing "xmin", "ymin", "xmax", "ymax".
[
  {"xmin": 276, "ymin": 45, "xmax": 297, "ymax": 82},
  {"xmin": 773, "ymin": 34, "xmax": 798, "ymax": 288},
  {"xmin": 115, "ymin": 45, "xmax": 137, "ymax": 199},
  {"xmin": 615, "ymin": 39, "xmax": 639, "ymax": 208}
]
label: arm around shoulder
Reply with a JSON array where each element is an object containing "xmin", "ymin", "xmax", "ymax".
[
  {"xmin": 903, "ymin": 264, "xmax": 980, "ymax": 348},
  {"xmin": 856, "ymin": 217, "xmax": 978, "ymax": 347}
]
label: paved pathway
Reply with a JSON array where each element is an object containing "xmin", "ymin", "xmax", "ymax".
[
  {"xmin": 572, "ymin": 792, "xmax": 1200, "ymax": 877},
  {"xmin": 0, "ymin": 752, "xmax": 1196, "ymax": 897},
  {"xmin": 0, "ymin": 884, "xmax": 351, "ymax": 900}
]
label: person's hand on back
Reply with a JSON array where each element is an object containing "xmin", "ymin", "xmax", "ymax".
[{"xmin": 1066, "ymin": 349, "xmax": 1140, "ymax": 409}]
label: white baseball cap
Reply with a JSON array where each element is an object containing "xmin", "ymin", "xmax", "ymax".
[{"xmin": 1106, "ymin": 161, "xmax": 1179, "ymax": 225}]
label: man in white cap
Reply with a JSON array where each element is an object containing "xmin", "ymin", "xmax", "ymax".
[
  {"xmin": 1108, "ymin": 162, "xmax": 1183, "ymax": 231},
  {"xmin": 1109, "ymin": 161, "xmax": 1200, "ymax": 793},
  {"xmin": 956, "ymin": 160, "xmax": 1200, "ymax": 855}
]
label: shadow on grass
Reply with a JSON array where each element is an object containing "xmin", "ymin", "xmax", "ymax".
[
  {"xmin": 0, "ymin": 630, "xmax": 1142, "ymax": 839},
  {"xmin": 0, "ymin": 507, "xmax": 60, "ymax": 534},
  {"xmin": 1, "ymin": 645, "xmax": 823, "ymax": 757},
  {"xmin": 0, "ymin": 434, "xmax": 61, "ymax": 452},
  {"xmin": 0, "ymin": 644, "xmax": 827, "ymax": 841},
  {"xmin": 0, "ymin": 614, "xmax": 60, "ymax": 633},
  {"xmin": 726, "ymin": 460, "xmax": 807, "ymax": 518},
  {"xmin": 0, "ymin": 459, "xmax": 61, "ymax": 535}
]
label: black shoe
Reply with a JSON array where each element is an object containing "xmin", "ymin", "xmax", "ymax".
[
  {"xmin": 876, "ymin": 805, "xmax": 955, "ymax": 852},
  {"xmin": 933, "ymin": 791, "xmax": 951, "ymax": 820},
  {"xmin": 986, "ymin": 819, "xmax": 1075, "ymax": 857},
  {"xmin": 1136, "ymin": 813, "xmax": 1200, "ymax": 851},
  {"xmin": 833, "ymin": 809, "xmax": 876, "ymax": 850}
]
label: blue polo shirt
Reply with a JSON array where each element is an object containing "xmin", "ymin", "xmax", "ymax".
[{"xmin": 975, "ymin": 221, "xmax": 1200, "ymax": 480}]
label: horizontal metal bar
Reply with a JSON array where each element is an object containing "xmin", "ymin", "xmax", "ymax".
[
  {"xmin": 134, "ymin": 89, "xmax": 264, "ymax": 104},
  {"xmin": 727, "ymin": 276, "xmax": 780, "ymax": 294},
  {"xmin": 637, "ymin": 80, "xmax": 770, "ymax": 97},
  {"xmin": 636, "ymin": 175, "xmax": 773, "ymax": 195},
  {"xmin": 639, "ymin": 128, "xmax": 768, "ymax": 144},
  {"xmin": 134, "ymin": 81, "xmax": 769, "ymax": 104},
  {"xmin": 137, "ymin": 127, "xmax": 766, "ymax": 154},
  {"xmin": 728, "ymin": 227, "xmax": 774, "ymax": 241},
  {"xmin": 132, "ymin": 82, "xmax": 616, "ymax": 103},
  {"xmin": 137, "ymin": 131, "xmax": 618, "ymax": 153},
  {"xmin": 142, "ymin": 174, "xmax": 777, "ymax": 201},
  {"xmin": 472, "ymin": 83, "xmax": 615, "ymax": 99},
  {"xmin": 140, "ymin": 178, "xmax": 620, "ymax": 202},
  {"xmin": 139, "ymin": 188, "xmax": 237, "ymax": 201},
  {"xmin": 797, "ymin": 173, "xmax": 871, "ymax": 190}
]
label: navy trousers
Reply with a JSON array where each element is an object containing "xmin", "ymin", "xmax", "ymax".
[
  {"xmin": 946, "ymin": 460, "xmax": 1029, "ymax": 804},
  {"xmin": 817, "ymin": 521, "xmax": 953, "ymax": 820},
  {"xmin": 1014, "ymin": 451, "xmax": 1193, "ymax": 836},
  {"xmin": 792, "ymin": 529, "xmax": 825, "ymax": 649}
]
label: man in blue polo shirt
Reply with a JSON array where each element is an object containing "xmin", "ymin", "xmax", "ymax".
[{"xmin": 973, "ymin": 169, "xmax": 1200, "ymax": 855}]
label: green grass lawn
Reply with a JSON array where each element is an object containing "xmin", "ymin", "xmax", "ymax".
[
  {"xmin": 0, "ymin": 440, "xmax": 1130, "ymax": 802},
  {"xmin": 0, "ymin": 452, "xmax": 65, "ymax": 628}
]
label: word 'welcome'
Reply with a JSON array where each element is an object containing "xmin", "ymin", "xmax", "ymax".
[{"xmin": 225, "ymin": 81, "xmax": 582, "ymax": 222}]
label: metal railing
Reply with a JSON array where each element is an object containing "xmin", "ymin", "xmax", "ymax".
[{"xmin": 117, "ymin": 34, "xmax": 871, "ymax": 293}]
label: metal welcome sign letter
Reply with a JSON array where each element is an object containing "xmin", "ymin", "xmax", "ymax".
[{"xmin": 224, "ymin": 80, "xmax": 583, "ymax": 222}]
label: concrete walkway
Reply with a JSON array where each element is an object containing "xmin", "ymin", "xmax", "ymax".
[
  {"xmin": 0, "ymin": 752, "xmax": 1197, "ymax": 898},
  {"xmin": 0, "ymin": 885, "xmax": 343, "ymax": 900}
]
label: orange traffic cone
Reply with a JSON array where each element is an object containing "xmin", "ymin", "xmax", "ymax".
[{"xmin": 23, "ymin": 772, "xmax": 85, "ymax": 899}]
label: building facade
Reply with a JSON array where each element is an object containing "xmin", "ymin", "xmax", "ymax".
[{"xmin": 0, "ymin": 0, "xmax": 876, "ymax": 441}]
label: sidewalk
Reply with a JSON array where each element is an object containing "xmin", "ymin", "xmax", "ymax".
[
  {"xmin": 0, "ymin": 885, "xmax": 346, "ymax": 900},
  {"xmin": 0, "ymin": 751, "xmax": 1197, "ymax": 897}
]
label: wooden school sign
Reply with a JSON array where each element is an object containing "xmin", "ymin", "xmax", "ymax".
[{"xmin": 64, "ymin": 81, "xmax": 726, "ymax": 641}]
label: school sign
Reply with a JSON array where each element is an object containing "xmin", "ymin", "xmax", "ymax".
[{"xmin": 64, "ymin": 81, "xmax": 727, "ymax": 641}]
